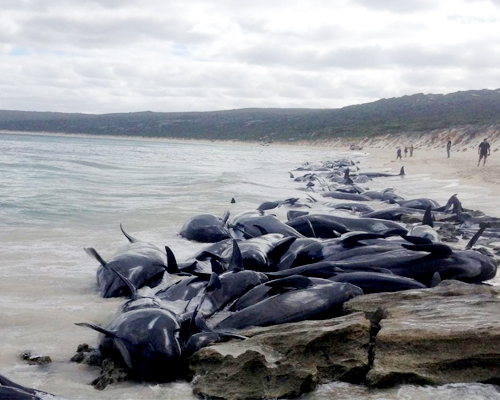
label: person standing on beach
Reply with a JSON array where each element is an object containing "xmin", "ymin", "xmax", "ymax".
[
  {"xmin": 396, "ymin": 148, "xmax": 402, "ymax": 161},
  {"xmin": 410, "ymin": 144, "xmax": 414, "ymax": 157},
  {"xmin": 477, "ymin": 138, "xmax": 491, "ymax": 166},
  {"xmin": 404, "ymin": 146, "xmax": 408, "ymax": 157},
  {"xmin": 446, "ymin": 139, "xmax": 452, "ymax": 158}
]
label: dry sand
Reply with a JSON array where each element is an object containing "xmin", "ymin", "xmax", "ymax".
[{"xmin": 364, "ymin": 145, "xmax": 500, "ymax": 196}]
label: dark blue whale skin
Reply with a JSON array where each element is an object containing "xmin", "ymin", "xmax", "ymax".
[
  {"xmin": 321, "ymin": 192, "xmax": 372, "ymax": 201},
  {"xmin": 189, "ymin": 269, "xmax": 269, "ymax": 319},
  {"xmin": 327, "ymin": 202, "xmax": 375, "ymax": 213},
  {"xmin": 329, "ymin": 272, "xmax": 426, "ymax": 293},
  {"xmin": 214, "ymin": 282, "xmax": 363, "ymax": 331},
  {"xmin": 228, "ymin": 210, "xmax": 305, "ymax": 239},
  {"xmin": 77, "ymin": 308, "xmax": 187, "ymax": 382},
  {"xmin": 85, "ymin": 225, "xmax": 170, "ymax": 298},
  {"xmin": 179, "ymin": 213, "xmax": 230, "ymax": 243},
  {"xmin": 269, "ymin": 244, "xmax": 497, "ymax": 286},
  {"xmin": 359, "ymin": 166, "xmax": 405, "ymax": 178},
  {"xmin": 180, "ymin": 234, "xmax": 297, "ymax": 274},
  {"xmin": 0, "ymin": 373, "xmax": 56, "ymax": 399},
  {"xmin": 230, "ymin": 275, "xmax": 333, "ymax": 312},
  {"xmin": 287, "ymin": 214, "xmax": 408, "ymax": 236},
  {"xmin": 85, "ymin": 241, "xmax": 169, "ymax": 298},
  {"xmin": 396, "ymin": 198, "xmax": 441, "ymax": 211}
]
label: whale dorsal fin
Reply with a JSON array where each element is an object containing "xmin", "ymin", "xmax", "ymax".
[
  {"xmin": 120, "ymin": 224, "xmax": 139, "ymax": 243},
  {"xmin": 206, "ymin": 272, "xmax": 222, "ymax": 293},
  {"xmin": 269, "ymin": 237, "xmax": 297, "ymax": 265},
  {"xmin": 84, "ymin": 247, "xmax": 107, "ymax": 266},
  {"xmin": 399, "ymin": 166, "xmax": 405, "ymax": 175},
  {"xmin": 228, "ymin": 240, "xmax": 244, "ymax": 272},
  {"xmin": 465, "ymin": 222, "xmax": 490, "ymax": 250},
  {"xmin": 422, "ymin": 205, "xmax": 433, "ymax": 227},
  {"xmin": 164, "ymin": 246, "xmax": 180, "ymax": 274},
  {"xmin": 430, "ymin": 272, "xmax": 441, "ymax": 287},
  {"xmin": 210, "ymin": 258, "xmax": 225, "ymax": 275},
  {"xmin": 222, "ymin": 209, "xmax": 230, "ymax": 224}
]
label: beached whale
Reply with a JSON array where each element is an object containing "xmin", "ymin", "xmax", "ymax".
[
  {"xmin": 76, "ymin": 308, "xmax": 187, "ymax": 382},
  {"xmin": 228, "ymin": 210, "xmax": 305, "ymax": 239},
  {"xmin": 214, "ymin": 281, "xmax": 363, "ymax": 331},
  {"xmin": 179, "ymin": 211, "xmax": 231, "ymax": 243},
  {"xmin": 287, "ymin": 214, "xmax": 408, "ymax": 237},
  {"xmin": 269, "ymin": 243, "xmax": 496, "ymax": 286},
  {"xmin": 359, "ymin": 166, "xmax": 405, "ymax": 178},
  {"xmin": 84, "ymin": 225, "xmax": 171, "ymax": 298},
  {"xmin": 329, "ymin": 271, "xmax": 427, "ymax": 293},
  {"xmin": 230, "ymin": 275, "xmax": 333, "ymax": 312},
  {"xmin": 321, "ymin": 191, "xmax": 372, "ymax": 201}
]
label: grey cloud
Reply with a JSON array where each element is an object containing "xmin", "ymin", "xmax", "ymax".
[
  {"xmin": 14, "ymin": 14, "xmax": 211, "ymax": 50},
  {"xmin": 350, "ymin": 0, "xmax": 436, "ymax": 13}
]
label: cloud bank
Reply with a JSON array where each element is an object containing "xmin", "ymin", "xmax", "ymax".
[{"xmin": 0, "ymin": 0, "xmax": 499, "ymax": 113}]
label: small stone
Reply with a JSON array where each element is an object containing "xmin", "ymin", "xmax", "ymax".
[
  {"xmin": 70, "ymin": 353, "xmax": 85, "ymax": 363},
  {"xmin": 77, "ymin": 343, "xmax": 91, "ymax": 353}
]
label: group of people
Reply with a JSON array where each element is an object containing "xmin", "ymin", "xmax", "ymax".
[
  {"xmin": 447, "ymin": 138, "xmax": 491, "ymax": 166},
  {"xmin": 395, "ymin": 138, "xmax": 492, "ymax": 166},
  {"xmin": 395, "ymin": 144, "xmax": 413, "ymax": 160}
]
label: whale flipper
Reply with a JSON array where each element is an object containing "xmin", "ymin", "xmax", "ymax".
[
  {"xmin": 120, "ymin": 224, "xmax": 139, "ymax": 243},
  {"xmin": 84, "ymin": 247, "xmax": 107, "ymax": 266}
]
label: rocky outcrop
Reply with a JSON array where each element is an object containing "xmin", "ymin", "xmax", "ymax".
[
  {"xmin": 188, "ymin": 281, "xmax": 500, "ymax": 399},
  {"xmin": 188, "ymin": 313, "xmax": 371, "ymax": 400},
  {"xmin": 344, "ymin": 280, "xmax": 500, "ymax": 387}
]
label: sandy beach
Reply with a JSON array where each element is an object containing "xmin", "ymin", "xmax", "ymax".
[{"xmin": 363, "ymin": 145, "xmax": 500, "ymax": 195}]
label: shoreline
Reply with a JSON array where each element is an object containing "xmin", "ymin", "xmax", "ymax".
[{"xmin": 3, "ymin": 129, "xmax": 500, "ymax": 213}]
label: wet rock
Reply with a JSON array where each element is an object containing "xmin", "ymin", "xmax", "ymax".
[
  {"xmin": 91, "ymin": 359, "xmax": 129, "ymax": 390},
  {"xmin": 20, "ymin": 350, "xmax": 52, "ymax": 365},
  {"xmin": 344, "ymin": 280, "xmax": 500, "ymax": 387},
  {"xmin": 188, "ymin": 313, "xmax": 371, "ymax": 400},
  {"xmin": 71, "ymin": 343, "xmax": 128, "ymax": 389},
  {"xmin": 70, "ymin": 343, "xmax": 102, "ymax": 366}
]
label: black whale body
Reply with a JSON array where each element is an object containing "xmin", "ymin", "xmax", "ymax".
[
  {"xmin": 214, "ymin": 281, "xmax": 363, "ymax": 331},
  {"xmin": 179, "ymin": 213, "xmax": 230, "ymax": 243}
]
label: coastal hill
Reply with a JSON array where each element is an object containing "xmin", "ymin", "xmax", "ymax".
[{"xmin": 1, "ymin": 89, "xmax": 500, "ymax": 141}]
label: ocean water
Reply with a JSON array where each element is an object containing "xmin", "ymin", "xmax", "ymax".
[{"xmin": 0, "ymin": 132, "xmax": 499, "ymax": 399}]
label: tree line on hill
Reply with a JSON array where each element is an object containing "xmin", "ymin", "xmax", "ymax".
[{"xmin": 1, "ymin": 89, "xmax": 499, "ymax": 142}]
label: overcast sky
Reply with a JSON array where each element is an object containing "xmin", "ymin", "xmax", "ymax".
[{"xmin": 1, "ymin": 0, "xmax": 499, "ymax": 114}]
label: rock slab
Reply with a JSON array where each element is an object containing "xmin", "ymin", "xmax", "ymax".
[
  {"xmin": 188, "ymin": 313, "xmax": 371, "ymax": 400},
  {"xmin": 345, "ymin": 280, "xmax": 500, "ymax": 387}
]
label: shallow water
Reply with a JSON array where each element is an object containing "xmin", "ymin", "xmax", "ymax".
[{"xmin": 1, "ymin": 133, "xmax": 499, "ymax": 399}]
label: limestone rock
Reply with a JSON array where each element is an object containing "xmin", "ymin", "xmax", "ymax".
[
  {"xmin": 189, "ymin": 312, "xmax": 371, "ymax": 400},
  {"xmin": 344, "ymin": 280, "xmax": 500, "ymax": 387}
]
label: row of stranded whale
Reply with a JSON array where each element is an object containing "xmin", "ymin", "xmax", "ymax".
[{"xmin": 2, "ymin": 157, "xmax": 499, "ymax": 399}]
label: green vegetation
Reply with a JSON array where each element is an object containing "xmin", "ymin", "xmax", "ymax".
[{"xmin": 1, "ymin": 89, "xmax": 500, "ymax": 141}]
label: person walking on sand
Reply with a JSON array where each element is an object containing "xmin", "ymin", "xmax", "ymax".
[
  {"xmin": 477, "ymin": 138, "xmax": 491, "ymax": 166},
  {"xmin": 410, "ymin": 144, "xmax": 414, "ymax": 157},
  {"xmin": 446, "ymin": 139, "xmax": 452, "ymax": 158},
  {"xmin": 396, "ymin": 148, "xmax": 402, "ymax": 161},
  {"xmin": 404, "ymin": 146, "xmax": 408, "ymax": 157}
]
